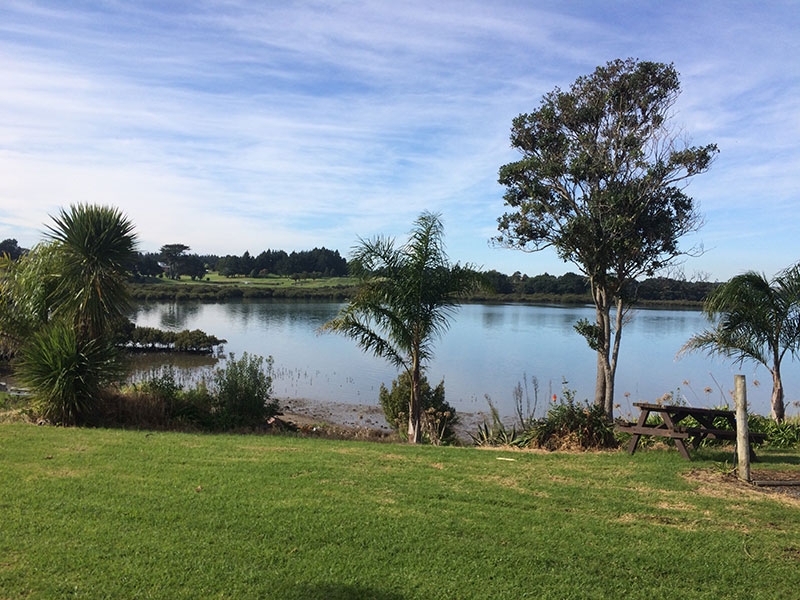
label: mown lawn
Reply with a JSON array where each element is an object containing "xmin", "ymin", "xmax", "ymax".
[{"xmin": 1, "ymin": 424, "xmax": 799, "ymax": 599}]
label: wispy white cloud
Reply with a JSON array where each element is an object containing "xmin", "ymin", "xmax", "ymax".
[{"xmin": 0, "ymin": 0, "xmax": 798, "ymax": 279}]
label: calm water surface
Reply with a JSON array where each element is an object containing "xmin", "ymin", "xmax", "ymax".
[{"xmin": 130, "ymin": 300, "xmax": 800, "ymax": 418}]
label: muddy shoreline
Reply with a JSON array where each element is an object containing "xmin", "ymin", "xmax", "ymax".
[{"xmin": 278, "ymin": 397, "xmax": 495, "ymax": 442}]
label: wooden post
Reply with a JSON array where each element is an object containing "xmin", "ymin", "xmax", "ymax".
[{"xmin": 734, "ymin": 374, "xmax": 750, "ymax": 482}]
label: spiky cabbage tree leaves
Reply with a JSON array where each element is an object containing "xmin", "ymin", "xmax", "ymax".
[
  {"xmin": 46, "ymin": 203, "xmax": 138, "ymax": 341},
  {"xmin": 321, "ymin": 212, "xmax": 483, "ymax": 443},
  {"xmin": 496, "ymin": 58, "xmax": 717, "ymax": 419},
  {"xmin": 18, "ymin": 322, "xmax": 123, "ymax": 424},
  {"xmin": 8, "ymin": 204, "xmax": 138, "ymax": 424},
  {"xmin": 682, "ymin": 266, "xmax": 800, "ymax": 422}
]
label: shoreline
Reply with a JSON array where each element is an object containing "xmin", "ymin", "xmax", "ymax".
[{"xmin": 277, "ymin": 396, "xmax": 495, "ymax": 442}]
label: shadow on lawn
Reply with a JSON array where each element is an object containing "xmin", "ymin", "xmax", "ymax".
[{"xmin": 284, "ymin": 583, "xmax": 405, "ymax": 600}]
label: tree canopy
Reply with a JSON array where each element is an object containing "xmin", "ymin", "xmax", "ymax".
[{"xmin": 496, "ymin": 58, "xmax": 718, "ymax": 418}]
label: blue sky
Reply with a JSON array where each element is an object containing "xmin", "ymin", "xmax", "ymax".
[{"xmin": 1, "ymin": 1, "xmax": 798, "ymax": 281}]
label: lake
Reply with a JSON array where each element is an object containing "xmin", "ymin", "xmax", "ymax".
[{"xmin": 129, "ymin": 300, "xmax": 800, "ymax": 419}]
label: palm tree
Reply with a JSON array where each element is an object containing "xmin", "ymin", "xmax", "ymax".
[
  {"xmin": 682, "ymin": 266, "xmax": 800, "ymax": 422},
  {"xmin": 321, "ymin": 212, "xmax": 483, "ymax": 443},
  {"xmin": 12, "ymin": 204, "xmax": 138, "ymax": 424},
  {"xmin": 46, "ymin": 203, "xmax": 138, "ymax": 341}
]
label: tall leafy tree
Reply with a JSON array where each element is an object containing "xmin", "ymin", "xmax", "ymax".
[
  {"xmin": 159, "ymin": 243, "xmax": 190, "ymax": 280},
  {"xmin": 495, "ymin": 58, "xmax": 717, "ymax": 419},
  {"xmin": 682, "ymin": 267, "xmax": 800, "ymax": 422},
  {"xmin": 47, "ymin": 204, "xmax": 138, "ymax": 341},
  {"xmin": 321, "ymin": 212, "xmax": 482, "ymax": 443}
]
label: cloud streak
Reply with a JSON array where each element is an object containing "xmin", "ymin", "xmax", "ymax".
[{"xmin": 0, "ymin": 0, "xmax": 798, "ymax": 279}]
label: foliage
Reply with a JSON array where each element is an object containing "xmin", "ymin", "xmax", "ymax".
[
  {"xmin": 210, "ymin": 352, "xmax": 278, "ymax": 428},
  {"xmin": 748, "ymin": 414, "xmax": 800, "ymax": 449},
  {"xmin": 378, "ymin": 372, "xmax": 458, "ymax": 444},
  {"xmin": 322, "ymin": 211, "xmax": 483, "ymax": 442},
  {"xmin": 472, "ymin": 386, "xmax": 617, "ymax": 450},
  {"xmin": 127, "ymin": 325, "xmax": 226, "ymax": 354},
  {"xmin": 0, "ymin": 242, "xmax": 63, "ymax": 358},
  {"xmin": 682, "ymin": 265, "xmax": 800, "ymax": 422},
  {"xmin": 16, "ymin": 322, "xmax": 124, "ymax": 425},
  {"xmin": 46, "ymin": 203, "xmax": 138, "ymax": 340},
  {"xmin": 0, "ymin": 238, "xmax": 27, "ymax": 260},
  {"xmin": 495, "ymin": 58, "xmax": 717, "ymax": 419},
  {"xmin": 470, "ymin": 397, "xmax": 529, "ymax": 447}
]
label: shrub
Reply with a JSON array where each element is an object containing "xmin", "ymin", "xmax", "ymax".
[
  {"xmin": 532, "ymin": 390, "xmax": 617, "ymax": 450},
  {"xmin": 211, "ymin": 352, "xmax": 277, "ymax": 428},
  {"xmin": 471, "ymin": 386, "xmax": 617, "ymax": 450},
  {"xmin": 379, "ymin": 372, "xmax": 458, "ymax": 444},
  {"xmin": 17, "ymin": 322, "xmax": 123, "ymax": 425}
]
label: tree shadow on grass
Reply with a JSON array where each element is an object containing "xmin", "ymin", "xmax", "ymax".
[{"xmin": 283, "ymin": 583, "xmax": 405, "ymax": 600}]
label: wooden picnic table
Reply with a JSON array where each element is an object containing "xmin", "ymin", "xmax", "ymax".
[{"xmin": 618, "ymin": 402, "xmax": 766, "ymax": 460}]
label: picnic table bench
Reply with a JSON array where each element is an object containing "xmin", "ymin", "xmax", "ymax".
[{"xmin": 617, "ymin": 402, "xmax": 767, "ymax": 460}]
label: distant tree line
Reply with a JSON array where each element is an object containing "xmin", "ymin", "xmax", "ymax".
[
  {"xmin": 482, "ymin": 270, "xmax": 715, "ymax": 303},
  {"xmin": 132, "ymin": 245, "xmax": 348, "ymax": 280},
  {"xmin": 6, "ymin": 235, "xmax": 714, "ymax": 303}
]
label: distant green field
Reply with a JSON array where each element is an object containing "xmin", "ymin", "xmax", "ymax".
[
  {"xmin": 158, "ymin": 272, "xmax": 357, "ymax": 288},
  {"xmin": 2, "ymin": 424, "xmax": 799, "ymax": 599},
  {"xmin": 128, "ymin": 273, "xmax": 358, "ymax": 300}
]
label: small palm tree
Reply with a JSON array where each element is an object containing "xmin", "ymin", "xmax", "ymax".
[
  {"xmin": 321, "ymin": 212, "xmax": 483, "ymax": 443},
  {"xmin": 682, "ymin": 266, "xmax": 800, "ymax": 422},
  {"xmin": 12, "ymin": 204, "xmax": 138, "ymax": 424},
  {"xmin": 46, "ymin": 203, "xmax": 138, "ymax": 341}
]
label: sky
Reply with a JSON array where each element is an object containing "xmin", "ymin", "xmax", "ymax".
[{"xmin": 1, "ymin": 1, "xmax": 798, "ymax": 281}]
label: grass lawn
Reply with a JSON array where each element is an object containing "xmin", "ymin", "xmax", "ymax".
[
  {"xmin": 166, "ymin": 272, "xmax": 357, "ymax": 288},
  {"xmin": 1, "ymin": 424, "xmax": 799, "ymax": 599}
]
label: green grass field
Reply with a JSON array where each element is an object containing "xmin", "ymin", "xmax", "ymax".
[
  {"xmin": 1, "ymin": 424, "xmax": 799, "ymax": 599},
  {"xmin": 163, "ymin": 272, "xmax": 357, "ymax": 288}
]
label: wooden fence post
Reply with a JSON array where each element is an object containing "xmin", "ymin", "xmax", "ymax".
[{"xmin": 734, "ymin": 374, "xmax": 750, "ymax": 482}]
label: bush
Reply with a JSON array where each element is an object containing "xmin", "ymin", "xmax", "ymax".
[
  {"xmin": 379, "ymin": 372, "xmax": 458, "ymax": 444},
  {"xmin": 17, "ymin": 323, "xmax": 124, "ymax": 425},
  {"xmin": 472, "ymin": 386, "xmax": 617, "ymax": 450},
  {"xmin": 211, "ymin": 352, "xmax": 277, "ymax": 428},
  {"xmin": 532, "ymin": 389, "xmax": 617, "ymax": 450}
]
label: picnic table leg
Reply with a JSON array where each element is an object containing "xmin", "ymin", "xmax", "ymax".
[
  {"xmin": 627, "ymin": 408, "xmax": 651, "ymax": 455},
  {"xmin": 674, "ymin": 438, "xmax": 692, "ymax": 460},
  {"xmin": 627, "ymin": 433, "xmax": 642, "ymax": 455},
  {"xmin": 661, "ymin": 411, "xmax": 693, "ymax": 461}
]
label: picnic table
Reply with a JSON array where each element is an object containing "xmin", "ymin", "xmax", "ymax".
[{"xmin": 617, "ymin": 402, "xmax": 766, "ymax": 460}]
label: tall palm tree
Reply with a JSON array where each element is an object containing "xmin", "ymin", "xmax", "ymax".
[
  {"xmin": 46, "ymin": 203, "xmax": 138, "ymax": 341},
  {"xmin": 682, "ymin": 266, "xmax": 800, "ymax": 422},
  {"xmin": 321, "ymin": 212, "xmax": 482, "ymax": 443}
]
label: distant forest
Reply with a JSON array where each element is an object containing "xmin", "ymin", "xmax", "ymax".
[{"xmin": 2, "ymin": 237, "xmax": 717, "ymax": 303}]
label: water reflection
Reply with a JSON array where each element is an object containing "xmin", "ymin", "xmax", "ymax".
[{"xmin": 129, "ymin": 299, "xmax": 799, "ymax": 419}]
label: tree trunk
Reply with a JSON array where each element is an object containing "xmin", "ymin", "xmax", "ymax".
[
  {"xmin": 771, "ymin": 365, "xmax": 785, "ymax": 423},
  {"xmin": 407, "ymin": 358, "xmax": 423, "ymax": 443},
  {"xmin": 591, "ymin": 282, "xmax": 616, "ymax": 420},
  {"xmin": 604, "ymin": 296, "xmax": 625, "ymax": 420}
]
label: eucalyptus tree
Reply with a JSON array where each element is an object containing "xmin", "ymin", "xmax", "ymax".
[
  {"xmin": 321, "ymin": 212, "xmax": 482, "ymax": 443},
  {"xmin": 495, "ymin": 58, "xmax": 718, "ymax": 419},
  {"xmin": 682, "ymin": 266, "xmax": 800, "ymax": 422}
]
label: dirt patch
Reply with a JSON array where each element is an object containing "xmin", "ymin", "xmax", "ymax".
[
  {"xmin": 276, "ymin": 397, "xmax": 490, "ymax": 443},
  {"xmin": 684, "ymin": 468, "xmax": 800, "ymax": 507}
]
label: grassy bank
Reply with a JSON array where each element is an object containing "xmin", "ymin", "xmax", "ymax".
[{"xmin": 1, "ymin": 424, "xmax": 799, "ymax": 599}]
